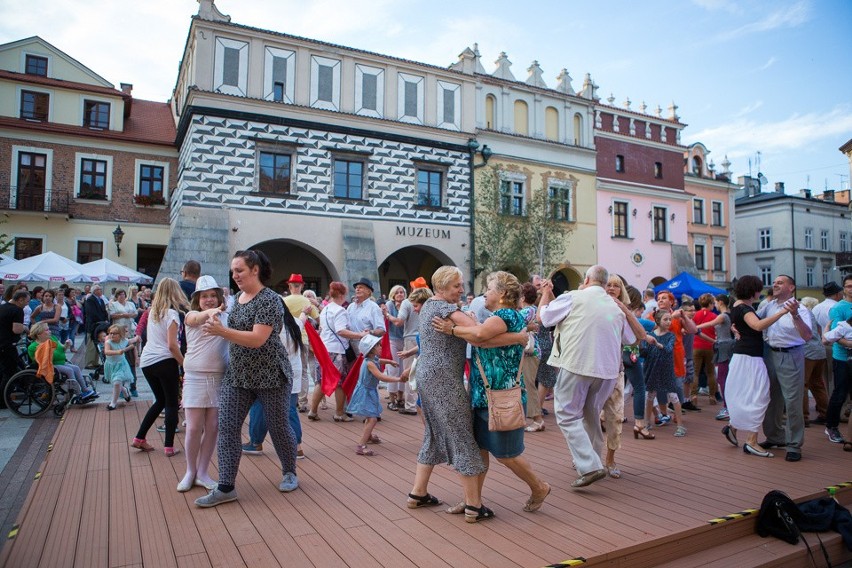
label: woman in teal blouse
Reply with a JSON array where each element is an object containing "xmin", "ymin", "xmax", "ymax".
[{"xmin": 432, "ymin": 271, "xmax": 550, "ymax": 519}]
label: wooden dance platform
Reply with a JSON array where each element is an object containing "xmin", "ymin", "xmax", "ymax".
[{"xmin": 1, "ymin": 396, "xmax": 850, "ymax": 567}]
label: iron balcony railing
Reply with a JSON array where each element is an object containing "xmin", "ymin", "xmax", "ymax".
[{"xmin": 0, "ymin": 185, "xmax": 70, "ymax": 214}]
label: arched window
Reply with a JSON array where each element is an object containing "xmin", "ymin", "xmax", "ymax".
[
  {"xmin": 545, "ymin": 106, "xmax": 559, "ymax": 141},
  {"xmin": 692, "ymin": 156, "xmax": 703, "ymax": 176},
  {"xmin": 573, "ymin": 113, "xmax": 583, "ymax": 145},
  {"xmin": 514, "ymin": 100, "xmax": 529, "ymax": 136},
  {"xmin": 485, "ymin": 94, "xmax": 496, "ymax": 129}
]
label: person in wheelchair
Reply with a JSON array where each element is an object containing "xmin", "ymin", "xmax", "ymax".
[{"xmin": 28, "ymin": 322, "xmax": 97, "ymax": 402}]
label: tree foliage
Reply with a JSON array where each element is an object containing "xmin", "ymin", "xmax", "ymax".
[{"xmin": 0, "ymin": 219, "xmax": 12, "ymax": 255}]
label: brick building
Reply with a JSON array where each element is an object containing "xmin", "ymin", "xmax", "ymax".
[{"xmin": 0, "ymin": 36, "xmax": 174, "ymax": 277}]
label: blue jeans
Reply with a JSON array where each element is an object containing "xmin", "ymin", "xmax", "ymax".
[
  {"xmin": 625, "ymin": 362, "xmax": 646, "ymax": 419},
  {"xmin": 249, "ymin": 393, "xmax": 302, "ymax": 445}
]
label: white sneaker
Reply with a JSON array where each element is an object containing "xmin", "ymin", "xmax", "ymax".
[{"xmin": 279, "ymin": 472, "xmax": 299, "ymax": 492}]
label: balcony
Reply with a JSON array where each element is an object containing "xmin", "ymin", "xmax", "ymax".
[
  {"xmin": 0, "ymin": 185, "xmax": 70, "ymax": 214},
  {"xmin": 837, "ymin": 251, "xmax": 852, "ymax": 271}
]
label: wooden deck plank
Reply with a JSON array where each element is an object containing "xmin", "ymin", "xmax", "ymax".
[
  {"xmin": 74, "ymin": 469, "xmax": 109, "ymax": 568},
  {"xmin": 108, "ymin": 440, "xmax": 142, "ymax": 567},
  {"xmin": 176, "ymin": 551, "xmax": 213, "ymax": 568},
  {"xmin": 3, "ymin": 473, "xmax": 61, "ymax": 568},
  {"xmin": 131, "ymin": 462, "xmax": 178, "ymax": 568}
]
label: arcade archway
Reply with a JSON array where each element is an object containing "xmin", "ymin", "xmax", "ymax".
[
  {"xmin": 550, "ymin": 264, "xmax": 583, "ymax": 296},
  {"xmin": 648, "ymin": 275, "xmax": 667, "ymax": 289},
  {"xmin": 378, "ymin": 245, "xmax": 453, "ymax": 294},
  {"xmin": 251, "ymin": 239, "xmax": 338, "ymax": 295}
]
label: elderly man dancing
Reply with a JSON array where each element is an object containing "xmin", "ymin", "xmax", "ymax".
[{"xmin": 539, "ymin": 265, "xmax": 636, "ymax": 488}]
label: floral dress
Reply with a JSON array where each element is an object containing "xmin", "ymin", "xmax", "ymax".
[
  {"xmin": 415, "ymin": 299, "xmax": 486, "ymax": 476},
  {"xmin": 470, "ymin": 308, "xmax": 526, "ymax": 409},
  {"xmin": 641, "ymin": 331, "xmax": 676, "ymax": 395}
]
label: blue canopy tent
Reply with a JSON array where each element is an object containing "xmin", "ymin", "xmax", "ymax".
[{"xmin": 653, "ymin": 272, "xmax": 726, "ymax": 300}]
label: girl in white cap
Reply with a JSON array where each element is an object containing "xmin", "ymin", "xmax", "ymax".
[{"xmin": 347, "ymin": 334, "xmax": 403, "ymax": 455}]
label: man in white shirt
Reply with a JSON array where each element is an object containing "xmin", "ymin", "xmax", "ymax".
[
  {"xmin": 756, "ymin": 275, "xmax": 812, "ymax": 462},
  {"xmin": 813, "ymin": 281, "xmax": 842, "ymax": 395},
  {"xmin": 641, "ymin": 289, "xmax": 657, "ymax": 319},
  {"xmin": 539, "ymin": 265, "xmax": 636, "ymax": 488},
  {"xmin": 346, "ymin": 278, "xmax": 385, "ymax": 352}
]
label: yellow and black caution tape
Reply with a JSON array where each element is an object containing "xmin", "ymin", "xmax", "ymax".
[
  {"xmin": 825, "ymin": 482, "xmax": 852, "ymax": 493},
  {"xmin": 7, "ymin": 524, "xmax": 19, "ymax": 539},
  {"xmin": 33, "ymin": 471, "xmax": 41, "ymax": 480},
  {"xmin": 544, "ymin": 557, "xmax": 586, "ymax": 567},
  {"xmin": 708, "ymin": 508, "xmax": 757, "ymax": 525}
]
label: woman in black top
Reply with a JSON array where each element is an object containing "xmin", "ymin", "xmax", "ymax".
[{"xmin": 723, "ymin": 275, "xmax": 790, "ymax": 457}]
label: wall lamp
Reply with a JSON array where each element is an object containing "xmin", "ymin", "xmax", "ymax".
[
  {"xmin": 632, "ymin": 208, "xmax": 637, "ymax": 217},
  {"xmin": 670, "ymin": 213, "xmax": 676, "ymax": 221},
  {"xmin": 647, "ymin": 210, "xmax": 653, "ymax": 219},
  {"xmin": 607, "ymin": 205, "xmax": 613, "ymax": 214},
  {"xmin": 468, "ymin": 138, "xmax": 493, "ymax": 169},
  {"xmin": 113, "ymin": 224, "xmax": 125, "ymax": 257}
]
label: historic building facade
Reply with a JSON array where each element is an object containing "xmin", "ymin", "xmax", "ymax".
[
  {"xmin": 452, "ymin": 46, "xmax": 597, "ymax": 292},
  {"xmin": 594, "ymin": 97, "xmax": 689, "ymax": 290},
  {"xmin": 684, "ymin": 142, "xmax": 737, "ymax": 288},
  {"xmin": 165, "ymin": 1, "xmax": 477, "ymax": 293},
  {"xmin": 0, "ymin": 36, "xmax": 173, "ymax": 276}
]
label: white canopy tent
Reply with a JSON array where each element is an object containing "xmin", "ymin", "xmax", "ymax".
[
  {"xmin": 80, "ymin": 258, "xmax": 153, "ymax": 285},
  {"xmin": 0, "ymin": 251, "xmax": 92, "ymax": 283}
]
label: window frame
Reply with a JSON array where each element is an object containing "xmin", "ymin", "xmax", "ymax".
[
  {"xmin": 20, "ymin": 89, "xmax": 50, "ymax": 121},
  {"xmin": 652, "ymin": 206, "xmax": 668, "ymax": 242},
  {"xmin": 615, "ymin": 154, "xmax": 625, "ymax": 173},
  {"xmin": 694, "ymin": 243, "xmax": 705, "ymax": 270},
  {"xmin": 711, "ymin": 200, "xmax": 724, "ymax": 226},
  {"xmin": 25, "ymin": 54, "xmax": 48, "ymax": 76},
  {"xmin": 759, "ymin": 228, "xmax": 772, "ymax": 250},
  {"xmin": 654, "ymin": 161, "xmax": 663, "ymax": 179},
  {"xmin": 331, "ymin": 155, "xmax": 367, "ymax": 201},
  {"xmin": 256, "ymin": 150, "xmax": 294, "ymax": 196},
  {"xmin": 612, "ymin": 200, "xmax": 629, "ymax": 238},
  {"xmin": 820, "ymin": 229, "xmax": 829, "ymax": 251},
  {"xmin": 841, "ymin": 231, "xmax": 849, "ymax": 252},
  {"xmin": 499, "ymin": 178, "xmax": 525, "ymax": 217},
  {"xmin": 760, "ymin": 266, "xmax": 772, "ymax": 287},
  {"xmin": 693, "ymin": 198, "xmax": 705, "ymax": 225},
  {"xmin": 547, "ymin": 179, "xmax": 574, "ymax": 222},
  {"xmin": 13, "ymin": 235, "xmax": 43, "ymax": 260},
  {"xmin": 713, "ymin": 245, "xmax": 724, "ymax": 272},
  {"xmin": 804, "ymin": 227, "xmax": 814, "ymax": 250},
  {"xmin": 74, "ymin": 152, "xmax": 113, "ymax": 202},
  {"xmin": 414, "ymin": 165, "xmax": 446, "ymax": 209},
  {"xmin": 76, "ymin": 239, "xmax": 104, "ymax": 264},
  {"xmin": 806, "ymin": 265, "xmax": 814, "ymax": 287},
  {"xmin": 82, "ymin": 99, "xmax": 111, "ymax": 129},
  {"xmin": 134, "ymin": 159, "xmax": 170, "ymax": 203},
  {"xmin": 263, "ymin": 46, "xmax": 295, "ymax": 104}
]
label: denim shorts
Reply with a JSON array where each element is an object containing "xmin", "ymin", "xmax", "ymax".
[{"xmin": 472, "ymin": 406, "xmax": 525, "ymax": 459}]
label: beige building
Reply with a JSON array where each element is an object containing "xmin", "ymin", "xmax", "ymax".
[
  {"xmin": 0, "ymin": 36, "xmax": 173, "ymax": 277},
  {"xmin": 685, "ymin": 143, "xmax": 738, "ymax": 288}
]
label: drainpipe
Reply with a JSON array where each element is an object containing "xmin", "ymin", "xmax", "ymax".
[
  {"xmin": 468, "ymin": 153, "xmax": 476, "ymax": 293},
  {"xmin": 790, "ymin": 202, "xmax": 797, "ymax": 287}
]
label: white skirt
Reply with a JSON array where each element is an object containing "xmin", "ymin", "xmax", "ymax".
[
  {"xmin": 726, "ymin": 353, "xmax": 770, "ymax": 433},
  {"xmin": 182, "ymin": 371, "xmax": 223, "ymax": 408}
]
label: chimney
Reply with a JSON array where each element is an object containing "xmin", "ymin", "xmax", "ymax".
[
  {"xmin": 801, "ymin": 189, "xmax": 812, "ymax": 199},
  {"xmin": 120, "ymin": 83, "xmax": 133, "ymax": 95},
  {"xmin": 775, "ymin": 182, "xmax": 785, "ymax": 193},
  {"xmin": 823, "ymin": 189, "xmax": 835, "ymax": 202}
]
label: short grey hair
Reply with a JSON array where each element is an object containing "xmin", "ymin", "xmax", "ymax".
[{"xmin": 585, "ymin": 265, "xmax": 608, "ymax": 285}]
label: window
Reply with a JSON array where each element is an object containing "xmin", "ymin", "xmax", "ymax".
[
  {"xmin": 759, "ymin": 228, "xmax": 771, "ymax": 250},
  {"xmin": 77, "ymin": 241, "xmax": 103, "ymax": 264},
  {"xmin": 257, "ymin": 152, "xmax": 292, "ymax": 194},
  {"xmin": 83, "ymin": 100, "xmax": 110, "ymax": 129},
  {"xmin": 711, "ymin": 201, "xmax": 723, "ymax": 226},
  {"xmin": 417, "ymin": 169, "xmax": 443, "ymax": 207},
  {"xmin": 214, "ymin": 37, "xmax": 248, "ymax": 96},
  {"xmin": 573, "ymin": 113, "xmax": 583, "ymax": 145},
  {"xmin": 545, "ymin": 106, "xmax": 559, "ymax": 141},
  {"xmin": 14, "ymin": 237, "xmax": 42, "ymax": 260},
  {"xmin": 485, "ymin": 95, "xmax": 496, "ymax": 129},
  {"xmin": 804, "ymin": 228, "xmax": 813, "ymax": 249},
  {"xmin": 500, "ymin": 180, "xmax": 524, "ymax": 216},
  {"xmin": 79, "ymin": 158, "xmax": 108, "ymax": 199},
  {"xmin": 397, "ymin": 73, "xmax": 424, "ymax": 124},
  {"xmin": 615, "ymin": 155, "xmax": 625, "ymax": 173},
  {"xmin": 654, "ymin": 162, "xmax": 663, "ymax": 179},
  {"xmin": 25, "ymin": 55, "xmax": 48, "ymax": 76},
  {"xmin": 355, "ymin": 64, "xmax": 384, "ymax": 118},
  {"xmin": 20, "ymin": 90, "xmax": 49, "ymax": 121},
  {"xmin": 513, "ymin": 100, "xmax": 529, "ymax": 136},
  {"xmin": 653, "ymin": 206, "xmax": 667, "ymax": 241},
  {"xmin": 548, "ymin": 182, "xmax": 572, "ymax": 221},
  {"xmin": 14, "ymin": 149, "xmax": 49, "ymax": 211},
  {"xmin": 694, "ymin": 244, "xmax": 705, "ymax": 270},
  {"xmin": 760, "ymin": 266, "xmax": 772, "ymax": 287},
  {"xmin": 692, "ymin": 156, "xmax": 703, "ymax": 176},
  {"xmin": 841, "ymin": 231, "xmax": 849, "ymax": 252},
  {"xmin": 437, "ymin": 81, "xmax": 460, "ymax": 129},
  {"xmin": 713, "ymin": 246, "xmax": 724, "ymax": 271},
  {"xmin": 806, "ymin": 266, "xmax": 814, "ymax": 287},
  {"xmin": 693, "ymin": 199, "xmax": 705, "ymax": 224},
  {"xmin": 264, "ymin": 46, "xmax": 295, "ymax": 103},
  {"xmin": 333, "ymin": 159, "xmax": 364, "ymax": 200},
  {"xmin": 139, "ymin": 164, "xmax": 165, "ymax": 198},
  {"xmin": 823, "ymin": 267, "xmax": 830, "ymax": 285},
  {"xmin": 821, "ymin": 230, "xmax": 829, "ymax": 251},
  {"xmin": 613, "ymin": 201, "xmax": 628, "ymax": 238}
]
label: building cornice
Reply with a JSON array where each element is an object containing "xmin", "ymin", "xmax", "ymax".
[
  {"xmin": 684, "ymin": 175, "xmax": 738, "ymax": 192},
  {"xmin": 594, "ymin": 129, "xmax": 686, "ymax": 152},
  {"xmin": 596, "ymin": 178, "xmax": 692, "ymax": 202}
]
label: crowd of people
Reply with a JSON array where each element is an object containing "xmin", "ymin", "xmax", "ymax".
[{"xmin": 1, "ymin": 258, "xmax": 850, "ymax": 519}]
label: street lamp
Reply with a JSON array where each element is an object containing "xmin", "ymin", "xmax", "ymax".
[
  {"xmin": 467, "ymin": 138, "xmax": 492, "ymax": 169},
  {"xmin": 113, "ymin": 224, "xmax": 125, "ymax": 257}
]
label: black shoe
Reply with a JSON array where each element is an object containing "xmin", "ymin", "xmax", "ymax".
[
  {"xmin": 722, "ymin": 425, "xmax": 738, "ymax": 447},
  {"xmin": 682, "ymin": 401, "xmax": 701, "ymax": 412},
  {"xmin": 743, "ymin": 444, "xmax": 774, "ymax": 458},
  {"xmin": 784, "ymin": 452, "xmax": 801, "ymax": 462},
  {"xmin": 757, "ymin": 440, "xmax": 785, "ymax": 450}
]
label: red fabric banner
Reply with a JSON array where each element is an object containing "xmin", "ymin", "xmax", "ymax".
[
  {"xmin": 304, "ymin": 322, "xmax": 340, "ymax": 397},
  {"xmin": 342, "ymin": 354, "xmax": 363, "ymax": 401}
]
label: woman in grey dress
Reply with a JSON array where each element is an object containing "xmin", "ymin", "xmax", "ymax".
[{"xmin": 407, "ymin": 266, "xmax": 528, "ymax": 518}]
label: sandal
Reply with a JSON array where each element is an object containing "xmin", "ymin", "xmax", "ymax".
[
  {"xmin": 164, "ymin": 447, "xmax": 180, "ymax": 457},
  {"xmin": 355, "ymin": 445, "xmax": 375, "ymax": 456},
  {"xmin": 367, "ymin": 434, "xmax": 381, "ymax": 444},
  {"xmin": 633, "ymin": 425, "xmax": 655, "ymax": 439},
  {"xmin": 333, "ymin": 414, "xmax": 353, "ymax": 422},
  {"xmin": 464, "ymin": 504, "xmax": 495, "ymax": 523},
  {"xmin": 407, "ymin": 492, "xmax": 442, "ymax": 509},
  {"xmin": 525, "ymin": 421, "xmax": 545, "ymax": 432},
  {"xmin": 843, "ymin": 442, "xmax": 852, "ymax": 452},
  {"xmin": 606, "ymin": 465, "xmax": 621, "ymax": 479},
  {"xmin": 446, "ymin": 501, "xmax": 465, "ymax": 514},
  {"xmin": 307, "ymin": 412, "xmax": 320, "ymax": 421},
  {"xmin": 131, "ymin": 437, "xmax": 154, "ymax": 452},
  {"xmin": 523, "ymin": 482, "xmax": 551, "ymax": 512}
]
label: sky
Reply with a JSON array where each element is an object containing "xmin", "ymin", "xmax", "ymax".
[{"xmin": 1, "ymin": 0, "xmax": 850, "ymax": 194}]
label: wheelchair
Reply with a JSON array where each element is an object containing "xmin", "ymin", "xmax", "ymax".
[{"xmin": 3, "ymin": 339, "xmax": 96, "ymax": 418}]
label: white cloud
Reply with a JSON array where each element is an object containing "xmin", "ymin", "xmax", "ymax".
[
  {"xmin": 734, "ymin": 100, "xmax": 764, "ymax": 117},
  {"xmin": 758, "ymin": 56, "xmax": 777, "ymax": 71},
  {"xmin": 686, "ymin": 104, "xmax": 852, "ymax": 162},
  {"xmin": 715, "ymin": 1, "xmax": 811, "ymax": 41}
]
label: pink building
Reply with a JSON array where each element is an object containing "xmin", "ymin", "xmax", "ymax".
[{"xmin": 594, "ymin": 100, "xmax": 690, "ymax": 290}]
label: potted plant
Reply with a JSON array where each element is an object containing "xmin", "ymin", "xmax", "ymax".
[{"xmin": 134, "ymin": 194, "xmax": 166, "ymax": 207}]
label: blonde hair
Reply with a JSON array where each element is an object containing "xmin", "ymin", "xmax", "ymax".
[
  {"xmin": 150, "ymin": 278, "xmax": 188, "ymax": 322},
  {"xmin": 128, "ymin": 285, "xmax": 139, "ymax": 297},
  {"xmin": 486, "ymin": 271, "xmax": 521, "ymax": 308},
  {"xmin": 29, "ymin": 322, "xmax": 49, "ymax": 340},
  {"xmin": 408, "ymin": 287, "xmax": 434, "ymax": 305},
  {"xmin": 606, "ymin": 274, "xmax": 629, "ymax": 304},
  {"xmin": 388, "ymin": 285, "xmax": 406, "ymax": 302},
  {"xmin": 108, "ymin": 325, "xmax": 125, "ymax": 338},
  {"xmin": 431, "ymin": 266, "xmax": 463, "ymax": 292}
]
